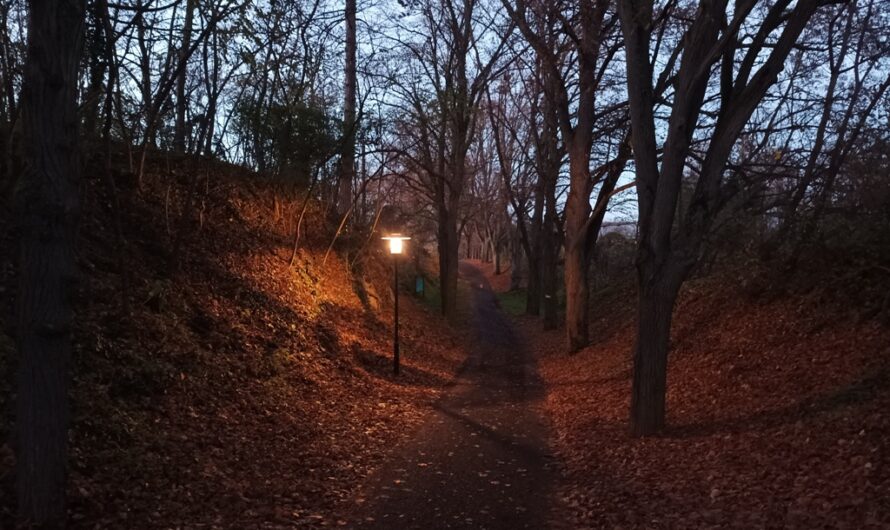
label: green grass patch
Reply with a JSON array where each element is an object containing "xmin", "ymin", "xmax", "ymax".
[
  {"xmin": 496, "ymin": 288, "xmax": 568, "ymax": 317},
  {"xmin": 415, "ymin": 278, "xmax": 475, "ymax": 324},
  {"xmin": 416, "ymin": 277, "xmax": 442, "ymax": 311},
  {"xmin": 496, "ymin": 289, "xmax": 527, "ymax": 316}
]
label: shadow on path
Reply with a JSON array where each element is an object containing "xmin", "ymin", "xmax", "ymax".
[{"xmin": 347, "ymin": 261, "xmax": 559, "ymax": 529}]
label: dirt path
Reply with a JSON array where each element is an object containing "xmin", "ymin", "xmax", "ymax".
[{"xmin": 347, "ymin": 261, "xmax": 559, "ymax": 529}]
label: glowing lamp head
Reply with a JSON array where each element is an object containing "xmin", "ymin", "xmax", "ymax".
[
  {"xmin": 389, "ymin": 238, "xmax": 403, "ymax": 254},
  {"xmin": 383, "ymin": 234, "xmax": 410, "ymax": 255}
]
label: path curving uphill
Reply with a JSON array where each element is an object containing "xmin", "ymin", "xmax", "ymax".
[{"xmin": 349, "ymin": 261, "xmax": 560, "ymax": 529}]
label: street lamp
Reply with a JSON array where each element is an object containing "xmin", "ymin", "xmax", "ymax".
[{"xmin": 382, "ymin": 234, "xmax": 410, "ymax": 375}]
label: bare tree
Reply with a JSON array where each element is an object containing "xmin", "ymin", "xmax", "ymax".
[
  {"xmin": 767, "ymin": 0, "xmax": 890, "ymax": 262},
  {"xmin": 618, "ymin": 0, "xmax": 846, "ymax": 436},
  {"xmin": 504, "ymin": 0, "xmax": 630, "ymax": 351},
  {"xmin": 386, "ymin": 0, "xmax": 511, "ymax": 321},
  {"xmin": 173, "ymin": 0, "xmax": 197, "ymax": 152},
  {"xmin": 532, "ymin": 56, "xmax": 563, "ymax": 329}
]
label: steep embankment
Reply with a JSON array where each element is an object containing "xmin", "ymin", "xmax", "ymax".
[
  {"xmin": 0, "ymin": 155, "xmax": 466, "ymax": 527},
  {"xmin": 526, "ymin": 274, "xmax": 890, "ymax": 528}
]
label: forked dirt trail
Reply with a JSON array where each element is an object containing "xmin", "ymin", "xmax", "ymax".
[{"xmin": 349, "ymin": 261, "xmax": 559, "ymax": 529}]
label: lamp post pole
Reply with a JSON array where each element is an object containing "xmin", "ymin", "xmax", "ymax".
[
  {"xmin": 393, "ymin": 255, "xmax": 399, "ymax": 375},
  {"xmin": 383, "ymin": 234, "xmax": 408, "ymax": 375}
]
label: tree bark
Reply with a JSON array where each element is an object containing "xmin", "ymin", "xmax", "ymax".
[
  {"xmin": 538, "ymin": 80, "xmax": 561, "ymax": 329},
  {"xmin": 494, "ymin": 241, "xmax": 501, "ymax": 274},
  {"xmin": 15, "ymin": 0, "xmax": 85, "ymax": 525},
  {"xmin": 510, "ymin": 229, "xmax": 523, "ymax": 290},
  {"xmin": 630, "ymin": 267, "xmax": 682, "ymax": 436},
  {"xmin": 438, "ymin": 206, "xmax": 459, "ymax": 321},
  {"xmin": 525, "ymin": 172, "xmax": 544, "ymax": 315},
  {"xmin": 564, "ymin": 152, "xmax": 592, "ymax": 351}
]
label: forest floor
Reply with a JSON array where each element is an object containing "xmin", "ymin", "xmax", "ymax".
[
  {"xmin": 0, "ymin": 157, "xmax": 471, "ymax": 528},
  {"xmin": 470, "ymin": 261, "xmax": 890, "ymax": 529},
  {"xmin": 2, "ymin": 152, "xmax": 889, "ymax": 528}
]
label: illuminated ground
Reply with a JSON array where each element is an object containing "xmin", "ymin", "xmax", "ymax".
[{"xmin": 349, "ymin": 261, "xmax": 560, "ymax": 529}]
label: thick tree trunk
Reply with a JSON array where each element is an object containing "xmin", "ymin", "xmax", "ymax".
[
  {"xmin": 535, "ymin": 75, "xmax": 560, "ymax": 326},
  {"xmin": 525, "ymin": 256, "xmax": 541, "ymax": 315},
  {"xmin": 510, "ymin": 230, "xmax": 523, "ymax": 290},
  {"xmin": 524, "ymin": 179, "xmax": 544, "ymax": 315},
  {"xmin": 563, "ymin": 154, "xmax": 591, "ymax": 351},
  {"xmin": 437, "ymin": 209, "xmax": 459, "ymax": 321},
  {"xmin": 563, "ymin": 241, "xmax": 587, "ymax": 351},
  {"xmin": 630, "ymin": 268, "xmax": 681, "ymax": 437},
  {"xmin": 494, "ymin": 242, "xmax": 501, "ymax": 274},
  {"xmin": 15, "ymin": 0, "xmax": 85, "ymax": 525},
  {"xmin": 466, "ymin": 229, "xmax": 472, "ymax": 259},
  {"xmin": 336, "ymin": 0, "xmax": 357, "ymax": 217}
]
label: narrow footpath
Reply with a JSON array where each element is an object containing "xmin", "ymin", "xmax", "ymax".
[{"xmin": 349, "ymin": 261, "xmax": 559, "ymax": 529}]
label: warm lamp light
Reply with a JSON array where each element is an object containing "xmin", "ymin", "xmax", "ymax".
[
  {"xmin": 382, "ymin": 234, "xmax": 410, "ymax": 255},
  {"xmin": 389, "ymin": 238, "xmax": 403, "ymax": 254}
]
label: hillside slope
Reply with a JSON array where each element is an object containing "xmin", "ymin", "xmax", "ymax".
[
  {"xmin": 526, "ymin": 275, "xmax": 890, "ymax": 528},
  {"xmin": 0, "ymin": 156, "xmax": 467, "ymax": 527}
]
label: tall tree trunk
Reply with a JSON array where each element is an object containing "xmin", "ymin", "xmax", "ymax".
[
  {"xmin": 510, "ymin": 229, "xmax": 523, "ymax": 290},
  {"xmin": 494, "ymin": 241, "xmax": 501, "ymax": 274},
  {"xmin": 15, "ymin": 0, "xmax": 85, "ymax": 525},
  {"xmin": 438, "ymin": 207, "xmax": 459, "ymax": 321},
  {"xmin": 136, "ymin": 5, "xmax": 154, "ymax": 148},
  {"xmin": 564, "ymin": 152, "xmax": 591, "ymax": 351},
  {"xmin": 336, "ymin": 0, "xmax": 357, "ymax": 217},
  {"xmin": 563, "ymin": 244, "xmax": 587, "ymax": 351},
  {"xmin": 541, "ymin": 181, "xmax": 559, "ymax": 329},
  {"xmin": 539, "ymin": 93, "xmax": 561, "ymax": 329},
  {"xmin": 200, "ymin": 28, "xmax": 221, "ymax": 158},
  {"xmin": 525, "ymin": 183, "xmax": 543, "ymax": 315},
  {"xmin": 464, "ymin": 228, "xmax": 471, "ymax": 259},
  {"xmin": 203, "ymin": 94, "xmax": 217, "ymax": 156},
  {"xmin": 173, "ymin": 0, "xmax": 196, "ymax": 153},
  {"xmin": 82, "ymin": 1, "xmax": 107, "ymax": 138},
  {"xmin": 630, "ymin": 267, "xmax": 682, "ymax": 436}
]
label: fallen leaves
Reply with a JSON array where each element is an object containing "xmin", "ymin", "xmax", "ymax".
[
  {"xmin": 525, "ymin": 275, "xmax": 890, "ymax": 529},
  {"xmin": 0, "ymin": 161, "xmax": 468, "ymax": 528}
]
